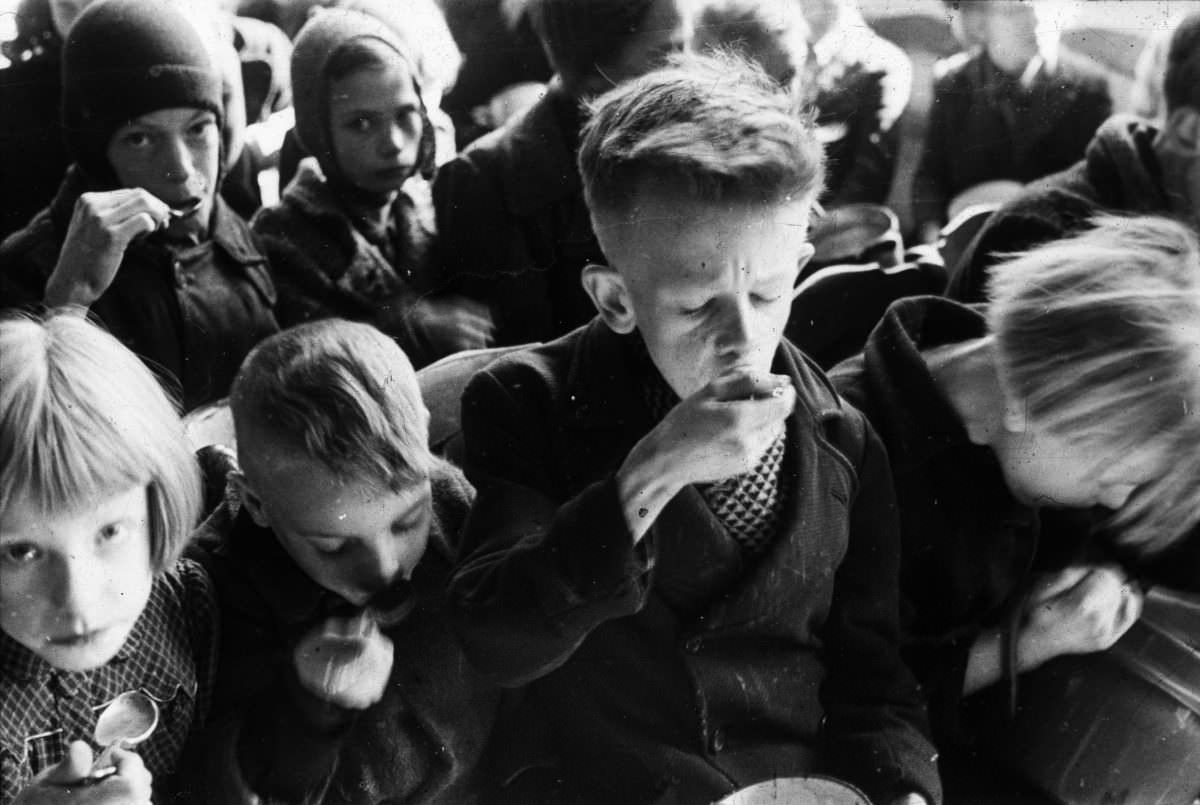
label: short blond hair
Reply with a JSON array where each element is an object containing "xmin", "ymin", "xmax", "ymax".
[
  {"xmin": 230, "ymin": 319, "xmax": 430, "ymax": 490},
  {"xmin": 988, "ymin": 215, "xmax": 1200, "ymax": 552},
  {"xmin": 578, "ymin": 50, "xmax": 823, "ymax": 219},
  {"xmin": 0, "ymin": 312, "xmax": 202, "ymax": 570}
]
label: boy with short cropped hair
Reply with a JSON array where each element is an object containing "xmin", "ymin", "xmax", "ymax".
[
  {"xmin": 448, "ymin": 52, "xmax": 941, "ymax": 805},
  {"xmin": 197, "ymin": 319, "xmax": 501, "ymax": 804}
]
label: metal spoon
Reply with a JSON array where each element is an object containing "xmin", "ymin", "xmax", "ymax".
[
  {"xmin": 167, "ymin": 198, "xmax": 204, "ymax": 219},
  {"xmin": 88, "ymin": 690, "xmax": 159, "ymax": 780}
]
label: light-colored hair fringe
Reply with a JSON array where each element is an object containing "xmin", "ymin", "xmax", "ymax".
[
  {"xmin": 987, "ymin": 214, "xmax": 1200, "ymax": 553},
  {"xmin": 230, "ymin": 319, "xmax": 430, "ymax": 490},
  {"xmin": 578, "ymin": 50, "xmax": 824, "ymax": 218},
  {"xmin": 0, "ymin": 312, "xmax": 201, "ymax": 570}
]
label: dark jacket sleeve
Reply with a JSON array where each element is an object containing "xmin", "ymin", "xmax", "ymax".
[
  {"xmin": 431, "ymin": 150, "xmax": 519, "ymax": 301},
  {"xmin": 448, "ymin": 368, "xmax": 656, "ymax": 687},
  {"xmin": 912, "ymin": 72, "xmax": 954, "ymax": 235},
  {"xmin": 0, "ymin": 210, "xmax": 59, "ymax": 311},
  {"xmin": 820, "ymin": 414, "xmax": 943, "ymax": 805}
]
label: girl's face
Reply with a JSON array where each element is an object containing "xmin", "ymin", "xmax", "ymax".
[
  {"xmin": 0, "ymin": 484, "xmax": 154, "ymax": 672},
  {"xmin": 329, "ymin": 58, "xmax": 423, "ymax": 197},
  {"xmin": 106, "ymin": 107, "xmax": 221, "ymax": 240}
]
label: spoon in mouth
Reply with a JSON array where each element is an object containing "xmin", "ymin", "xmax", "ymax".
[
  {"xmin": 89, "ymin": 690, "xmax": 159, "ymax": 780},
  {"xmin": 167, "ymin": 198, "xmax": 204, "ymax": 219}
]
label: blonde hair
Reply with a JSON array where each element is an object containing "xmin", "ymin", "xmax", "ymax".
[
  {"xmin": 579, "ymin": 50, "xmax": 823, "ymax": 219},
  {"xmin": 0, "ymin": 312, "xmax": 202, "ymax": 570},
  {"xmin": 230, "ymin": 319, "xmax": 430, "ymax": 490},
  {"xmin": 988, "ymin": 215, "xmax": 1200, "ymax": 553}
]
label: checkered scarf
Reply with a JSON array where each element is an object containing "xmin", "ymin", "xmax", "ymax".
[{"xmin": 631, "ymin": 340, "xmax": 792, "ymax": 555}]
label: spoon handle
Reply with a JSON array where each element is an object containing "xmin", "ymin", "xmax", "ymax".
[{"xmin": 87, "ymin": 742, "xmax": 121, "ymax": 781}]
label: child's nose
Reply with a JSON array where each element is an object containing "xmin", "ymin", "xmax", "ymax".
[
  {"xmin": 160, "ymin": 135, "xmax": 195, "ymax": 184},
  {"xmin": 48, "ymin": 554, "xmax": 104, "ymax": 616}
]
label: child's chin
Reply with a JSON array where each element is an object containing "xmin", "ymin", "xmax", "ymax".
[{"xmin": 39, "ymin": 627, "xmax": 130, "ymax": 672}]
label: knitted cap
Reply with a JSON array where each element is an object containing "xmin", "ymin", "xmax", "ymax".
[
  {"xmin": 61, "ymin": 0, "xmax": 224, "ymax": 186},
  {"xmin": 291, "ymin": 7, "xmax": 436, "ymax": 184}
]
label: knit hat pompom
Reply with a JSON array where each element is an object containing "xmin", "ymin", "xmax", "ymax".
[
  {"xmin": 62, "ymin": 0, "xmax": 224, "ymax": 186},
  {"xmin": 291, "ymin": 7, "xmax": 437, "ymax": 185}
]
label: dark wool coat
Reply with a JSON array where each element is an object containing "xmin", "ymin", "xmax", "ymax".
[
  {"xmin": 0, "ymin": 166, "xmax": 279, "ymax": 411},
  {"xmin": 913, "ymin": 49, "xmax": 1112, "ymax": 233},
  {"xmin": 945, "ymin": 115, "xmax": 1173, "ymax": 304},
  {"xmin": 448, "ymin": 319, "xmax": 942, "ymax": 805},
  {"xmin": 432, "ymin": 80, "xmax": 602, "ymax": 347}
]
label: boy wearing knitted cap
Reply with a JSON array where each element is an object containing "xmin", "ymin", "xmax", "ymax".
[
  {"xmin": 0, "ymin": 0, "xmax": 278, "ymax": 412},
  {"xmin": 448, "ymin": 52, "xmax": 940, "ymax": 804},
  {"xmin": 250, "ymin": 8, "xmax": 492, "ymax": 368}
]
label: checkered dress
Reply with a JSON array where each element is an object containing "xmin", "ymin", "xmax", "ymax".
[
  {"xmin": 0, "ymin": 559, "xmax": 217, "ymax": 803},
  {"xmin": 634, "ymin": 343, "xmax": 793, "ymax": 556}
]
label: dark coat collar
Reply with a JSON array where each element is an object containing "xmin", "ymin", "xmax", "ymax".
[{"xmin": 838, "ymin": 295, "xmax": 984, "ymax": 474}]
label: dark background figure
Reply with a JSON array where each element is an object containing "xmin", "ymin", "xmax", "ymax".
[
  {"xmin": 912, "ymin": 0, "xmax": 1111, "ymax": 244},
  {"xmin": 946, "ymin": 10, "xmax": 1200, "ymax": 304},
  {"xmin": 797, "ymin": 0, "xmax": 912, "ymax": 208},
  {"xmin": 432, "ymin": 0, "xmax": 693, "ymax": 347}
]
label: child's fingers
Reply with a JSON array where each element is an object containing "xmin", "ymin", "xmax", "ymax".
[
  {"xmin": 40, "ymin": 740, "xmax": 94, "ymax": 784},
  {"xmin": 107, "ymin": 747, "xmax": 153, "ymax": 800}
]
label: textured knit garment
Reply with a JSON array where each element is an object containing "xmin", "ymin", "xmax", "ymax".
[
  {"xmin": 0, "ymin": 559, "xmax": 218, "ymax": 805},
  {"xmin": 631, "ymin": 339, "xmax": 791, "ymax": 556}
]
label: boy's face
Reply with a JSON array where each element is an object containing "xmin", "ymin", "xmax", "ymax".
[
  {"xmin": 598, "ymin": 188, "xmax": 814, "ymax": 400},
  {"xmin": 994, "ymin": 422, "xmax": 1153, "ymax": 512},
  {"xmin": 329, "ymin": 58, "xmax": 424, "ymax": 197},
  {"xmin": 0, "ymin": 485, "xmax": 154, "ymax": 672},
  {"xmin": 240, "ymin": 451, "xmax": 432, "ymax": 607},
  {"xmin": 106, "ymin": 106, "xmax": 220, "ymax": 240}
]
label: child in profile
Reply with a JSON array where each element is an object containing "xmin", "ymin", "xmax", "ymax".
[
  {"xmin": 0, "ymin": 312, "xmax": 214, "ymax": 805},
  {"xmin": 252, "ymin": 9, "xmax": 491, "ymax": 368},
  {"xmin": 197, "ymin": 319, "xmax": 501, "ymax": 803}
]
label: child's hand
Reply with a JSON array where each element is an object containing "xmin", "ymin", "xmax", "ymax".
[
  {"xmin": 45, "ymin": 189, "xmax": 170, "ymax": 309},
  {"xmin": 12, "ymin": 740, "xmax": 152, "ymax": 805},
  {"xmin": 293, "ymin": 612, "xmax": 394, "ymax": 710},
  {"xmin": 401, "ymin": 295, "xmax": 495, "ymax": 358},
  {"xmin": 1018, "ymin": 564, "xmax": 1143, "ymax": 670},
  {"xmin": 618, "ymin": 369, "xmax": 795, "ymax": 541},
  {"xmin": 649, "ymin": 369, "xmax": 795, "ymax": 485}
]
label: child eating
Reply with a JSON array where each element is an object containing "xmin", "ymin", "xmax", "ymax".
[
  {"xmin": 197, "ymin": 319, "xmax": 502, "ymax": 803},
  {"xmin": 0, "ymin": 312, "xmax": 214, "ymax": 804}
]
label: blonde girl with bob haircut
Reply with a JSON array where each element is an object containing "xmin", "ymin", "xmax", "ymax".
[{"xmin": 0, "ymin": 312, "xmax": 217, "ymax": 805}]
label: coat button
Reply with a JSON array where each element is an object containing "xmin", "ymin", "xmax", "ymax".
[
  {"xmin": 684, "ymin": 636, "xmax": 702, "ymax": 654},
  {"xmin": 709, "ymin": 727, "xmax": 726, "ymax": 753}
]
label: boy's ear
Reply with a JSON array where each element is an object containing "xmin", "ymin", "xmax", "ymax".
[
  {"xmin": 581, "ymin": 263, "xmax": 637, "ymax": 334},
  {"xmin": 230, "ymin": 471, "xmax": 271, "ymax": 529}
]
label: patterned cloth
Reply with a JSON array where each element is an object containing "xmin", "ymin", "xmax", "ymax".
[
  {"xmin": 0, "ymin": 559, "xmax": 218, "ymax": 804},
  {"xmin": 631, "ymin": 340, "xmax": 792, "ymax": 556}
]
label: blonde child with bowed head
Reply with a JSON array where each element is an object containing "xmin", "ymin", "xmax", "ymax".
[
  {"xmin": 831, "ymin": 215, "xmax": 1200, "ymax": 796},
  {"xmin": 448, "ymin": 52, "xmax": 940, "ymax": 805},
  {"xmin": 0, "ymin": 313, "xmax": 216, "ymax": 805},
  {"xmin": 194, "ymin": 319, "xmax": 502, "ymax": 803},
  {"xmin": 250, "ymin": 9, "xmax": 492, "ymax": 369}
]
